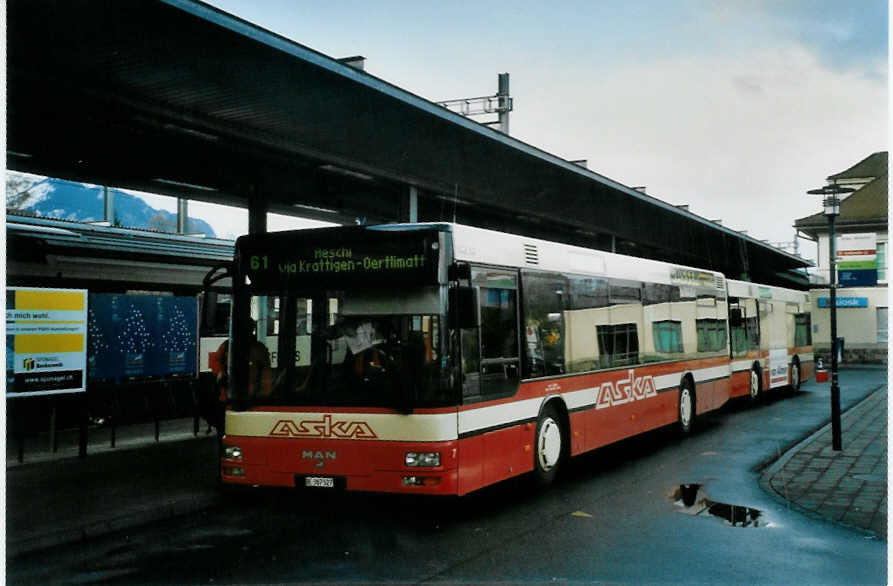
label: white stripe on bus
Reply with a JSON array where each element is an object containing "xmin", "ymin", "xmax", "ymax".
[{"xmin": 227, "ymin": 363, "xmax": 736, "ymax": 442}]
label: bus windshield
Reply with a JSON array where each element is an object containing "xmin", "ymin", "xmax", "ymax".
[{"xmin": 234, "ymin": 286, "xmax": 455, "ymax": 409}]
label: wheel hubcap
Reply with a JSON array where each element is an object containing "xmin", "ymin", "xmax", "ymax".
[
  {"xmin": 792, "ymin": 364, "xmax": 799, "ymax": 388},
  {"xmin": 750, "ymin": 371, "xmax": 759, "ymax": 399},
  {"xmin": 680, "ymin": 389, "xmax": 692, "ymax": 426},
  {"xmin": 538, "ymin": 417, "xmax": 561, "ymax": 471}
]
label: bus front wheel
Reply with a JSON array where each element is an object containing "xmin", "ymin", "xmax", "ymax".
[{"xmin": 533, "ymin": 404, "xmax": 564, "ymax": 486}]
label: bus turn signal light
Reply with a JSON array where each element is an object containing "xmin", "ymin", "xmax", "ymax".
[{"xmin": 402, "ymin": 476, "xmax": 440, "ymax": 487}]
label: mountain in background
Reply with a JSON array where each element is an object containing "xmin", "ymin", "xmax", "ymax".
[{"xmin": 8, "ymin": 177, "xmax": 217, "ymax": 238}]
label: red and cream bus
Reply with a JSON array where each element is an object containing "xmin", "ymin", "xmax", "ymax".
[
  {"xmin": 220, "ymin": 223, "xmax": 734, "ymax": 495},
  {"xmin": 726, "ymin": 279, "xmax": 814, "ymax": 403}
]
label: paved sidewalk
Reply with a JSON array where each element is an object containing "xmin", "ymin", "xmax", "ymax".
[
  {"xmin": 761, "ymin": 385, "xmax": 887, "ymax": 539},
  {"xmin": 6, "ymin": 431, "xmax": 222, "ymax": 558}
]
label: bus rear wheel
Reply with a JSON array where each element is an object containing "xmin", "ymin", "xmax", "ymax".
[
  {"xmin": 533, "ymin": 404, "xmax": 564, "ymax": 486},
  {"xmin": 748, "ymin": 366, "xmax": 762, "ymax": 405},
  {"xmin": 678, "ymin": 380, "xmax": 695, "ymax": 435},
  {"xmin": 790, "ymin": 358, "xmax": 801, "ymax": 392}
]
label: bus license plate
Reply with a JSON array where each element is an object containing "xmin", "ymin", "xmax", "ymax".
[{"xmin": 305, "ymin": 476, "xmax": 334, "ymax": 488}]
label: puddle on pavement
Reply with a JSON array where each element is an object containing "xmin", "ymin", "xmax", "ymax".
[{"xmin": 672, "ymin": 484, "xmax": 768, "ymax": 528}]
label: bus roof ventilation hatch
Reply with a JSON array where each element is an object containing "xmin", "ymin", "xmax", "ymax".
[{"xmin": 523, "ymin": 243, "xmax": 539, "ymax": 266}]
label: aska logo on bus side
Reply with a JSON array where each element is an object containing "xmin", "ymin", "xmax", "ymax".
[
  {"xmin": 269, "ymin": 414, "xmax": 378, "ymax": 439},
  {"xmin": 595, "ymin": 369, "xmax": 658, "ymax": 409}
]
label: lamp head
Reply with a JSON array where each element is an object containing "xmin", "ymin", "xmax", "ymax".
[{"xmin": 806, "ymin": 183, "xmax": 855, "ymax": 217}]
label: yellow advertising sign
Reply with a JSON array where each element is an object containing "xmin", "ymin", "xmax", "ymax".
[{"xmin": 6, "ymin": 287, "xmax": 88, "ymax": 397}]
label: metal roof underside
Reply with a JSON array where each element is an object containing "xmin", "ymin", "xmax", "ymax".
[{"xmin": 6, "ymin": 0, "xmax": 809, "ymax": 288}]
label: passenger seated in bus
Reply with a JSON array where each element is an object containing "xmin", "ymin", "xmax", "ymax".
[{"xmin": 248, "ymin": 332, "xmax": 272, "ymax": 397}]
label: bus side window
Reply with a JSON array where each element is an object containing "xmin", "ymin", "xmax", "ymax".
[
  {"xmin": 729, "ymin": 300, "xmax": 748, "ymax": 357},
  {"xmin": 794, "ymin": 313, "xmax": 812, "ymax": 347},
  {"xmin": 521, "ymin": 271, "xmax": 567, "ymax": 378}
]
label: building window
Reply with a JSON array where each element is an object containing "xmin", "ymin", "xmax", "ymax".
[
  {"xmin": 696, "ymin": 319, "xmax": 727, "ymax": 353},
  {"xmin": 878, "ymin": 307, "xmax": 888, "ymax": 343},
  {"xmin": 652, "ymin": 320, "xmax": 683, "ymax": 354},
  {"xmin": 877, "ymin": 241, "xmax": 887, "ymax": 282}
]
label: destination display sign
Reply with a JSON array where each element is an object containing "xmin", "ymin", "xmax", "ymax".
[
  {"xmin": 237, "ymin": 227, "xmax": 443, "ymax": 289},
  {"xmin": 670, "ymin": 267, "xmax": 717, "ymax": 289}
]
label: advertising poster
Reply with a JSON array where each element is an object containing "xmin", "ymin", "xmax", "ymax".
[
  {"xmin": 6, "ymin": 287, "xmax": 88, "ymax": 397},
  {"xmin": 88, "ymin": 293, "xmax": 198, "ymax": 383}
]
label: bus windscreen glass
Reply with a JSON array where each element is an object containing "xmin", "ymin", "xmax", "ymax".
[{"xmin": 236, "ymin": 288, "xmax": 453, "ymax": 408}]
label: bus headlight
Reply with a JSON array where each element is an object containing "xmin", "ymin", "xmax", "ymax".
[
  {"xmin": 224, "ymin": 445, "xmax": 242, "ymax": 460},
  {"xmin": 405, "ymin": 452, "xmax": 440, "ymax": 467}
]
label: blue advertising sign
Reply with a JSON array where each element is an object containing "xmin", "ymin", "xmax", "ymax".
[
  {"xmin": 817, "ymin": 297, "xmax": 869, "ymax": 308},
  {"xmin": 838, "ymin": 269, "xmax": 878, "ymax": 287},
  {"xmin": 88, "ymin": 293, "xmax": 197, "ymax": 383}
]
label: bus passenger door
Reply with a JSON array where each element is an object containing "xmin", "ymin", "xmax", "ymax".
[
  {"xmin": 459, "ymin": 266, "xmax": 523, "ymax": 490},
  {"xmin": 764, "ymin": 300, "xmax": 788, "ymax": 389}
]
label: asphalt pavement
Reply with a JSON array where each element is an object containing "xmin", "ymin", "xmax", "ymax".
[{"xmin": 6, "ymin": 367, "xmax": 887, "ymax": 559}]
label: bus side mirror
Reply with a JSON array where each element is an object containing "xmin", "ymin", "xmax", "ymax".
[
  {"xmin": 729, "ymin": 308, "xmax": 743, "ymax": 327},
  {"xmin": 449, "ymin": 286, "xmax": 479, "ymax": 329},
  {"xmin": 448, "ymin": 262, "xmax": 472, "ymax": 282}
]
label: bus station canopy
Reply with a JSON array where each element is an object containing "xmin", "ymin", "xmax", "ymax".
[{"xmin": 6, "ymin": 0, "xmax": 809, "ymax": 288}]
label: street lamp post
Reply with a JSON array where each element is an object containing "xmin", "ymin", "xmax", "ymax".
[{"xmin": 807, "ymin": 183, "xmax": 855, "ymax": 451}]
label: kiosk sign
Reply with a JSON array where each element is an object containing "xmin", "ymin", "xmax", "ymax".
[{"xmin": 6, "ymin": 287, "xmax": 88, "ymax": 397}]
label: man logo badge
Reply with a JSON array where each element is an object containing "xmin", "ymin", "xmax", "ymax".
[{"xmin": 303, "ymin": 450, "xmax": 337, "ymax": 469}]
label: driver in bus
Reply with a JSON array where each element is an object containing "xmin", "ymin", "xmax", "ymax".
[{"xmin": 213, "ymin": 319, "xmax": 272, "ymax": 401}]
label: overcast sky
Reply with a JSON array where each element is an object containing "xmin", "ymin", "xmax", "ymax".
[
  {"xmin": 85, "ymin": 1, "xmax": 883, "ymax": 260},
  {"xmin": 196, "ymin": 0, "xmax": 887, "ymax": 259}
]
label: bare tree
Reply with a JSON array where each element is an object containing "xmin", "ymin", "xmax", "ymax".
[
  {"xmin": 147, "ymin": 211, "xmax": 177, "ymax": 233},
  {"xmin": 6, "ymin": 174, "xmax": 49, "ymax": 210}
]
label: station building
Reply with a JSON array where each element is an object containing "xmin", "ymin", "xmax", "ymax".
[{"xmin": 795, "ymin": 152, "xmax": 888, "ymax": 364}]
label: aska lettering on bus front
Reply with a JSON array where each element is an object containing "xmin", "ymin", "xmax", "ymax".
[{"xmin": 269, "ymin": 414, "xmax": 378, "ymax": 439}]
